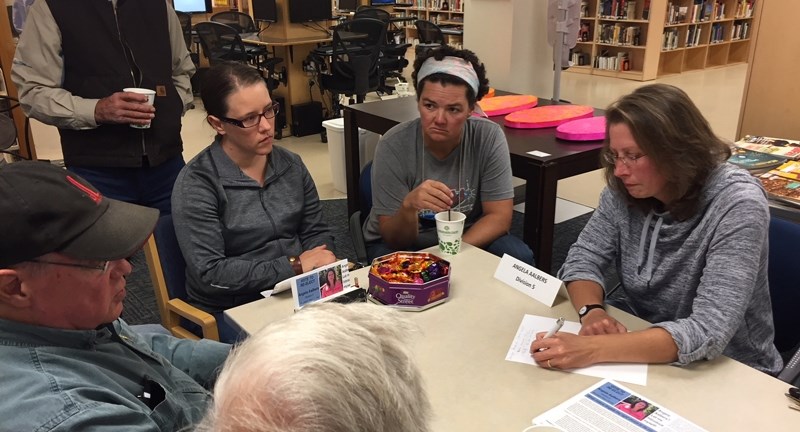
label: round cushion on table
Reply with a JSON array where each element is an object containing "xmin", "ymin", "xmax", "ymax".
[
  {"xmin": 555, "ymin": 116, "xmax": 606, "ymax": 141},
  {"xmin": 476, "ymin": 95, "xmax": 538, "ymax": 117},
  {"xmin": 504, "ymin": 105, "xmax": 594, "ymax": 129}
]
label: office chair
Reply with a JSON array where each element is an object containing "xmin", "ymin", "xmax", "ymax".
[
  {"xmin": 210, "ymin": 10, "xmax": 258, "ymax": 34},
  {"xmin": 414, "ymin": 19, "xmax": 445, "ymax": 56},
  {"xmin": 349, "ymin": 161, "xmax": 374, "ymax": 265},
  {"xmin": 321, "ymin": 18, "xmax": 386, "ymax": 116},
  {"xmin": 768, "ymin": 215, "xmax": 800, "ymax": 355},
  {"xmin": 354, "ymin": 7, "xmax": 411, "ymax": 94},
  {"xmin": 143, "ymin": 214, "xmax": 220, "ymax": 341},
  {"xmin": 194, "ymin": 21, "xmax": 282, "ymax": 91}
]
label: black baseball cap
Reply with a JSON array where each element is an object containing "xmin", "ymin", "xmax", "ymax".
[{"xmin": 0, "ymin": 161, "xmax": 158, "ymax": 268}]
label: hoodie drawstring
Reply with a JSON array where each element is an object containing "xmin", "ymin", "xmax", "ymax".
[{"xmin": 637, "ymin": 210, "xmax": 664, "ymax": 280}]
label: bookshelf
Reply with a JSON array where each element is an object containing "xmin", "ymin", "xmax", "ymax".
[
  {"xmin": 568, "ymin": 0, "xmax": 758, "ymax": 81},
  {"xmin": 392, "ymin": 0, "xmax": 465, "ymax": 49}
]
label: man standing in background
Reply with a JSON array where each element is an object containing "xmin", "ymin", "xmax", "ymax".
[{"xmin": 12, "ymin": 0, "xmax": 194, "ymax": 214}]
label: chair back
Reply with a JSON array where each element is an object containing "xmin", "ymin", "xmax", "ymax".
[
  {"xmin": 194, "ymin": 21, "xmax": 249, "ymax": 65},
  {"xmin": 330, "ymin": 18, "xmax": 386, "ymax": 90},
  {"xmin": 350, "ymin": 160, "xmax": 374, "ymax": 264},
  {"xmin": 768, "ymin": 215, "xmax": 800, "ymax": 354},
  {"xmin": 354, "ymin": 7, "xmax": 390, "ymax": 24},
  {"xmin": 143, "ymin": 214, "xmax": 219, "ymax": 340},
  {"xmin": 210, "ymin": 10, "xmax": 257, "ymax": 33},
  {"xmin": 415, "ymin": 19, "xmax": 444, "ymax": 44}
]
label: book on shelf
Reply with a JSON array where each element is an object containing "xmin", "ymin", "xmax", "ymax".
[
  {"xmin": 713, "ymin": 0, "xmax": 726, "ymax": 19},
  {"xmin": 758, "ymin": 174, "xmax": 800, "ymax": 209},
  {"xmin": 642, "ymin": 0, "xmax": 650, "ymax": 19},
  {"xmin": 727, "ymin": 148, "xmax": 787, "ymax": 173},
  {"xmin": 735, "ymin": 135, "xmax": 800, "ymax": 160},
  {"xmin": 735, "ymin": 0, "xmax": 756, "ymax": 18},
  {"xmin": 662, "ymin": 27, "xmax": 679, "ymax": 50}
]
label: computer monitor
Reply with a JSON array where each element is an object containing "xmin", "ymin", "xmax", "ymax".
[
  {"xmin": 173, "ymin": 0, "xmax": 213, "ymax": 14},
  {"xmin": 288, "ymin": 0, "xmax": 333, "ymax": 23},
  {"xmin": 252, "ymin": 0, "xmax": 278, "ymax": 23},
  {"xmin": 370, "ymin": 0, "xmax": 396, "ymax": 5},
  {"xmin": 338, "ymin": 0, "xmax": 359, "ymax": 12}
]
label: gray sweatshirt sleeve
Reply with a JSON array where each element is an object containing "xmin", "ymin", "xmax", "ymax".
[
  {"xmin": 297, "ymin": 160, "xmax": 335, "ymax": 251},
  {"xmin": 557, "ymin": 187, "xmax": 620, "ymax": 288},
  {"xmin": 654, "ymin": 186, "xmax": 771, "ymax": 365}
]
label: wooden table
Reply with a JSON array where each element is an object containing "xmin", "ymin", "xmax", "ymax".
[
  {"xmin": 343, "ymin": 97, "xmax": 604, "ymax": 272},
  {"xmin": 225, "ymin": 244, "xmax": 796, "ymax": 431}
]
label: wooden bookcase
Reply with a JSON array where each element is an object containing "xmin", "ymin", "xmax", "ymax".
[
  {"xmin": 392, "ymin": 0, "xmax": 465, "ymax": 49},
  {"xmin": 567, "ymin": 0, "xmax": 758, "ymax": 81}
]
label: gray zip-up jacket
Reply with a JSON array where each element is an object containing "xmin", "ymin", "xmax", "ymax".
[
  {"xmin": 559, "ymin": 163, "xmax": 783, "ymax": 374},
  {"xmin": 172, "ymin": 140, "xmax": 334, "ymax": 311}
]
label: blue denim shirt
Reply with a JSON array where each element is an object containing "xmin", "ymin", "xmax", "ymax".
[{"xmin": 0, "ymin": 318, "xmax": 231, "ymax": 431}]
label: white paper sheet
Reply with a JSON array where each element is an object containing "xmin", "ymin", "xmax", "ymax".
[{"xmin": 506, "ymin": 315, "xmax": 648, "ymax": 386}]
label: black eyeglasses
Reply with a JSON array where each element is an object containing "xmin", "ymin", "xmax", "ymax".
[
  {"xmin": 29, "ymin": 259, "xmax": 109, "ymax": 272},
  {"xmin": 218, "ymin": 103, "xmax": 280, "ymax": 128}
]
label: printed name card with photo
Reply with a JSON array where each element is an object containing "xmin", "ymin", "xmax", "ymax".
[
  {"xmin": 493, "ymin": 254, "xmax": 566, "ymax": 307},
  {"xmin": 290, "ymin": 259, "xmax": 354, "ymax": 310}
]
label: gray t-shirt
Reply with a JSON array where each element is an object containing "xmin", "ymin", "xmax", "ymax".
[{"xmin": 363, "ymin": 116, "xmax": 513, "ymax": 245}]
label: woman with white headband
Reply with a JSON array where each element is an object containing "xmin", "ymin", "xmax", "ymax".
[{"xmin": 362, "ymin": 46, "xmax": 534, "ymax": 264}]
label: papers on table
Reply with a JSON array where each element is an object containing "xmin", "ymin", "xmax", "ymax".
[
  {"xmin": 532, "ymin": 379, "xmax": 708, "ymax": 432},
  {"xmin": 505, "ymin": 314, "xmax": 648, "ymax": 386}
]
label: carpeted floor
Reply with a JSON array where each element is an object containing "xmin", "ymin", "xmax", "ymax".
[{"xmin": 120, "ymin": 199, "xmax": 593, "ymax": 325}]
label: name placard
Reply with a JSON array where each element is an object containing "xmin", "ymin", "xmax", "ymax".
[
  {"xmin": 493, "ymin": 254, "xmax": 566, "ymax": 307},
  {"xmin": 290, "ymin": 259, "xmax": 354, "ymax": 310}
]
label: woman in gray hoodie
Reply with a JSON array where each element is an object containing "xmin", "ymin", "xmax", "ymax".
[{"xmin": 530, "ymin": 84, "xmax": 782, "ymax": 375}]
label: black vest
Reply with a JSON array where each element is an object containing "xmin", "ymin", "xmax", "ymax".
[{"xmin": 46, "ymin": 0, "xmax": 183, "ymax": 167}]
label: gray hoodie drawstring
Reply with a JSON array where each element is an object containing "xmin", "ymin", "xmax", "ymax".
[{"xmin": 637, "ymin": 210, "xmax": 664, "ymax": 280}]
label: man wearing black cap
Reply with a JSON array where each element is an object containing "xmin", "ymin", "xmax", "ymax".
[{"xmin": 0, "ymin": 161, "xmax": 230, "ymax": 431}]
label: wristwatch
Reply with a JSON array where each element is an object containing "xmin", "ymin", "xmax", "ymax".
[
  {"xmin": 288, "ymin": 256, "xmax": 303, "ymax": 275},
  {"xmin": 578, "ymin": 304, "xmax": 604, "ymax": 321}
]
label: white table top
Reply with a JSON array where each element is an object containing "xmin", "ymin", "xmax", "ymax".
[{"xmin": 225, "ymin": 244, "xmax": 796, "ymax": 431}]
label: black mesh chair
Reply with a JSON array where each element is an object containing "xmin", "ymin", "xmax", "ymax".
[
  {"xmin": 194, "ymin": 21, "xmax": 283, "ymax": 91},
  {"xmin": 321, "ymin": 18, "xmax": 386, "ymax": 115},
  {"xmin": 0, "ymin": 96, "xmax": 31, "ymax": 163},
  {"xmin": 210, "ymin": 11, "xmax": 258, "ymax": 34},
  {"xmin": 175, "ymin": 11, "xmax": 199, "ymax": 103},
  {"xmin": 354, "ymin": 7, "xmax": 411, "ymax": 94},
  {"xmin": 414, "ymin": 19, "xmax": 445, "ymax": 56}
]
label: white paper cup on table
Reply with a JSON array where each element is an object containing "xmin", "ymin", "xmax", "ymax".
[
  {"xmin": 435, "ymin": 211, "xmax": 466, "ymax": 255},
  {"xmin": 123, "ymin": 87, "xmax": 156, "ymax": 129}
]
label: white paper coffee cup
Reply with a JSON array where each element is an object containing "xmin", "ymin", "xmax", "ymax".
[
  {"xmin": 435, "ymin": 211, "xmax": 466, "ymax": 255},
  {"xmin": 123, "ymin": 87, "xmax": 156, "ymax": 129}
]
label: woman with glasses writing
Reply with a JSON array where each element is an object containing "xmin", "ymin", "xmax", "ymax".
[
  {"xmin": 172, "ymin": 62, "xmax": 336, "ymax": 342},
  {"xmin": 530, "ymin": 84, "xmax": 782, "ymax": 375}
]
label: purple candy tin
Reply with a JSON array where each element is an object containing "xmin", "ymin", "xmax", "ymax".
[{"xmin": 367, "ymin": 252, "xmax": 451, "ymax": 311}]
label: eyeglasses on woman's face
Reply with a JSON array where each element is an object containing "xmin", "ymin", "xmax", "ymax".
[
  {"xmin": 602, "ymin": 151, "xmax": 648, "ymax": 167},
  {"xmin": 218, "ymin": 102, "xmax": 280, "ymax": 128}
]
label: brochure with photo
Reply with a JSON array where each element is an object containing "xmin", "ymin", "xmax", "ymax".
[{"xmin": 284, "ymin": 259, "xmax": 355, "ymax": 310}]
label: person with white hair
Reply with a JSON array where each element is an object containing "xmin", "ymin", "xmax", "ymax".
[{"xmin": 196, "ymin": 302, "xmax": 431, "ymax": 432}]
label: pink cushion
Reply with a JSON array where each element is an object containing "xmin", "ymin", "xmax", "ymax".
[
  {"xmin": 504, "ymin": 105, "xmax": 594, "ymax": 129},
  {"xmin": 476, "ymin": 95, "xmax": 538, "ymax": 117},
  {"xmin": 555, "ymin": 116, "xmax": 606, "ymax": 141}
]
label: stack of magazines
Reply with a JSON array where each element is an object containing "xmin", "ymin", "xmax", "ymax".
[{"xmin": 731, "ymin": 135, "xmax": 800, "ymax": 208}]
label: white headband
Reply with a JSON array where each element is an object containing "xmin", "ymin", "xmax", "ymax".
[{"xmin": 417, "ymin": 56, "xmax": 480, "ymax": 96}]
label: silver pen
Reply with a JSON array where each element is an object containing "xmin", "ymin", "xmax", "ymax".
[{"xmin": 536, "ymin": 317, "xmax": 565, "ymax": 352}]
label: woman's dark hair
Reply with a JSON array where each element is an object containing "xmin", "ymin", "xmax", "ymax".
[
  {"xmin": 201, "ymin": 62, "xmax": 266, "ymax": 119},
  {"xmin": 411, "ymin": 46, "xmax": 489, "ymax": 107},
  {"xmin": 602, "ymin": 84, "xmax": 731, "ymax": 220},
  {"xmin": 632, "ymin": 400, "xmax": 650, "ymax": 411}
]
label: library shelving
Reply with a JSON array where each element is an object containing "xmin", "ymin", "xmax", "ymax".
[
  {"xmin": 392, "ymin": 0, "xmax": 465, "ymax": 48},
  {"xmin": 568, "ymin": 0, "xmax": 758, "ymax": 81}
]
